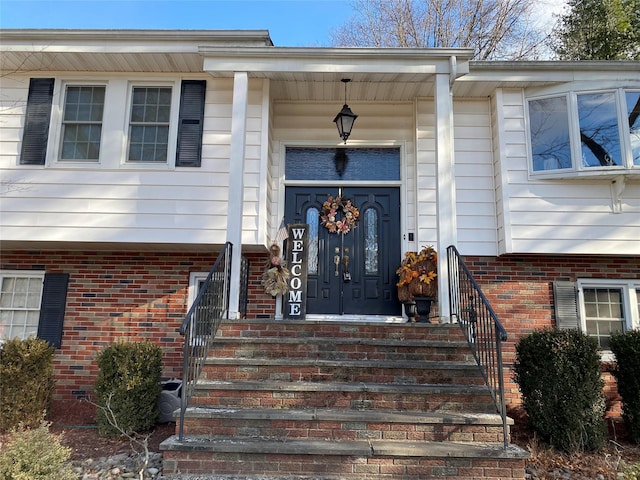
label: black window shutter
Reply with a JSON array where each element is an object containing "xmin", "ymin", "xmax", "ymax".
[
  {"xmin": 176, "ymin": 80, "xmax": 206, "ymax": 167},
  {"xmin": 20, "ymin": 78, "xmax": 55, "ymax": 165},
  {"xmin": 37, "ymin": 273, "xmax": 69, "ymax": 349},
  {"xmin": 553, "ymin": 281, "xmax": 579, "ymax": 330}
]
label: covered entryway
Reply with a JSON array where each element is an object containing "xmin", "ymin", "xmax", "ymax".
[{"xmin": 285, "ymin": 186, "xmax": 401, "ymax": 317}]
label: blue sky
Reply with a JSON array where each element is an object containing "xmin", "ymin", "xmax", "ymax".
[{"xmin": 0, "ymin": 0, "xmax": 356, "ymax": 46}]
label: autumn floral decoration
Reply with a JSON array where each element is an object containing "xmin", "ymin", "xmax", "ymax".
[
  {"xmin": 396, "ymin": 245, "xmax": 438, "ymax": 302},
  {"xmin": 321, "ymin": 195, "xmax": 360, "ymax": 235},
  {"xmin": 261, "ymin": 244, "xmax": 290, "ymax": 297}
]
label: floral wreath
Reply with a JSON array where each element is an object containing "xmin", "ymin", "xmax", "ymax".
[{"xmin": 320, "ymin": 195, "xmax": 360, "ymax": 234}]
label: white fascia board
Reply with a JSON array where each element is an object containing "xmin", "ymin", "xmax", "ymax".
[
  {"xmin": 0, "ymin": 29, "xmax": 273, "ymax": 47},
  {"xmin": 466, "ymin": 60, "xmax": 640, "ymax": 83},
  {"xmin": 201, "ymin": 47, "xmax": 473, "ymax": 76}
]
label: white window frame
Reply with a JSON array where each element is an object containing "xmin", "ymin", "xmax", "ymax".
[
  {"xmin": 123, "ymin": 80, "xmax": 180, "ymax": 167},
  {"xmin": 526, "ymin": 87, "xmax": 640, "ymax": 179},
  {"xmin": 58, "ymin": 83, "xmax": 106, "ymax": 163},
  {"xmin": 47, "ymin": 78, "xmax": 181, "ymax": 169},
  {"xmin": 187, "ymin": 272, "xmax": 209, "ymax": 310},
  {"xmin": 50, "ymin": 80, "xmax": 109, "ymax": 165},
  {"xmin": 577, "ymin": 278, "xmax": 640, "ymax": 359},
  {"xmin": 0, "ymin": 270, "xmax": 45, "ymax": 343}
]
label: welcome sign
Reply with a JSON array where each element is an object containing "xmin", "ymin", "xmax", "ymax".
[{"xmin": 284, "ymin": 223, "xmax": 308, "ymax": 319}]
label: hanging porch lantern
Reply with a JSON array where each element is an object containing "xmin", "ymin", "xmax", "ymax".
[{"xmin": 333, "ymin": 78, "xmax": 358, "ymax": 144}]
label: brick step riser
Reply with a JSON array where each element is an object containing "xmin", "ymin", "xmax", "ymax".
[
  {"xmin": 180, "ymin": 417, "xmax": 507, "ymax": 443},
  {"xmin": 161, "ymin": 451, "xmax": 526, "ymax": 479},
  {"xmin": 190, "ymin": 389, "xmax": 496, "ymax": 414},
  {"xmin": 218, "ymin": 323, "xmax": 464, "ymax": 341},
  {"xmin": 201, "ymin": 365, "xmax": 486, "ymax": 385},
  {"xmin": 210, "ymin": 344, "xmax": 474, "ymax": 363}
]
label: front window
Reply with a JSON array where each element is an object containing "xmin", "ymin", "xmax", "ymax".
[
  {"xmin": 578, "ymin": 280, "xmax": 640, "ymax": 352},
  {"xmin": 528, "ymin": 89, "xmax": 639, "ymax": 175},
  {"xmin": 529, "ymin": 96, "xmax": 572, "ymax": 171},
  {"xmin": 626, "ymin": 91, "xmax": 640, "ymax": 165},
  {"xmin": 0, "ymin": 272, "xmax": 44, "ymax": 342},
  {"xmin": 577, "ymin": 92, "xmax": 622, "ymax": 168},
  {"xmin": 60, "ymin": 85, "xmax": 105, "ymax": 161},
  {"xmin": 127, "ymin": 86, "xmax": 172, "ymax": 163}
]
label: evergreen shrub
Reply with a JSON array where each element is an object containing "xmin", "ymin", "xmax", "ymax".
[
  {"xmin": 95, "ymin": 341, "xmax": 162, "ymax": 436},
  {"xmin": 0, "ymin": 420, "xmax": 76, "ymax": 480},
  {"xmin": 610, "ymin": 330, "xmax": 640, "ymax": 444},
  {"xmin": 0, "ymin": 337, "xmax": 55, "ymax": 432},
  {"xmin": 513, "ymin": 328, "xmax": 606, "ymax": 452}
]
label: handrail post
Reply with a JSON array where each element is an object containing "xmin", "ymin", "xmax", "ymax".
[
  {"xmin": 177, "ymin": 242, "xmax": 233, "ymax": 441},
  {"xmin": 447, "ymin": 244, "xmax": 510, "ymax": 449}
]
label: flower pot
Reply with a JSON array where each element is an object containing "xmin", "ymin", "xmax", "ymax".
[
  {"xmin": 403, "ymin": 301, "xmax": 417, "ymax": 322},
  {"xmin": 414, "ymin": 296, "xmax": 435, "ymax": 323}
]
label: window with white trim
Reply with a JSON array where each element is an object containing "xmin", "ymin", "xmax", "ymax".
[
  {"xmin": 0, "ymin": 271, "xmax": 44, "ymax": 342},
  {"xmin": 577, "ymin": 279, "xmax": 640, "ymax": 351},
  {"xmin": 127, "ymin": 86, "xmax": 173, "ymax": 163},
  {"xmin": 527, "ymin": 89, "xmax": 640, "ymax": 176},
  {"xmin": 20, "ymin": 78, "xmax": 206, "ymax": 168},
  {"xmin": 60, "ymin": 85, "xmax": 105, "ymax": 162}
]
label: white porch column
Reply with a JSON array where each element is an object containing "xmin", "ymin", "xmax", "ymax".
[
  {"xmin": 434, "ymin": 71, "xmax": 457, "ymax": 323},
  {"xmin": 226, "ymin": 72, "xmax": 249, "ymax": 319}
]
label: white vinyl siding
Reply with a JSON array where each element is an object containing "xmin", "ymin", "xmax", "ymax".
[
  {"xmin": 497, "ymin": 89, "xmax": 640, "ymax": 255},
  {"xmin": 0, "ymin": 75, "xmax": 267, "ymax": 247},
  {"xmin": 453, "ymin": 99, "xmax": 498, "ymax": 256}
]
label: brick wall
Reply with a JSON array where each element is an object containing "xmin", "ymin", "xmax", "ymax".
[
  {"xmin": 1, "ymin": 248, "xmax": 273, "ymax": 401},
  {"xmin": 2, "ymin": 248, "xmax": 636, "ymax": 420},
  {"xmin": 463, "ymin": 253, "xmax": 640, "ymax": 420}
]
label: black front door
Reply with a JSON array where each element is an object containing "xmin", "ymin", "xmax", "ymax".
[{"xmin": 284, "ymin": 186, "xmax": 401, "ymax": 316}]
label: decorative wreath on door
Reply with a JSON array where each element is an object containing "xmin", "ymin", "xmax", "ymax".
[{"xmin": 320, "ymin": 195, "xmax": 360, "ymax": 234}]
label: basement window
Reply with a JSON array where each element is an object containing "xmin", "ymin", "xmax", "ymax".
[{"xmin": 577, "ymin": 279, "xmax": 640, "ymax": 352}]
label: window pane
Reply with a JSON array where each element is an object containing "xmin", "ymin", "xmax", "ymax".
[
  {"xmin": 578, "ymin": 92, "xmax": 622, "ymax": 167},
  {"xmin": 583, "ymin": 287, "xmax": 625, "ymax": 350},
  {"xmin": 61, "ymin": 85, "xmax": 104, "ymax": 162},
  {"xmin": 626, "ymin": 91, "xmax": 640, "ymax": 166},
  {"xmin": 286, "ymin": 148, "xmax": 401, "ymax": 181},
  {"xmin": 364, "ymin": 208, "xmax": 378, "ymax": 275},
  {"xmin": 529, "ymin": 96, "xmax": 572, "ymax": 171},
  {"xmin": 306, "ymin": 208, "xmax": 319, "ymax": 275},
  {"xmin": 0, "ymin": 274, "xmax": 43, "ymax": 342},
  {"xmin": 128, "ymin": 87, "xmax": 171, "ymax": 163}
]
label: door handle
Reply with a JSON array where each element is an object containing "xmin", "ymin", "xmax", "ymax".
[
  {"xmin": 342, "ymin": 255, "xmax": 351, "ymax": 282},
  {"xmin": 334, "ymin": 253, "xmax": 341, "ymax": 276}
]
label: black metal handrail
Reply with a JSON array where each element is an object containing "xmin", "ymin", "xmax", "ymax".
[
  {"xmin": 447, "ymin": 245, "xmax": 509, "ymax": 448},
  {"xmin": 178, "ymin": 242, "xmax": 232, "ymax": 440}
]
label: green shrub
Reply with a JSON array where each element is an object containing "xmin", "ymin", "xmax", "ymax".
[
  {"xmin": 610, "ymin": 330, "xmax": 640, "ymax": 444},
  {"xmin": 513, "ymin": 328, "xmax": 606, "ymax": 452},
  {"xmin": 0, "ymin": 419, "xmax": 76, "ymax": 480},
  {"xmin": 0, "ymin": 338, "xmax": 55, "ymax": 433},
  {"xmin": 95, "ymin": 341, "xmax": 162, "ymax": 436},
  {"xmin": 622, "ymin": 462, "xmax": 640, "ymax": 480}
]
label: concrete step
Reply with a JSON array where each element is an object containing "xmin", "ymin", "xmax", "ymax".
[
  {"xmin": 190, "ymin": 379, "xmax": 497, "ymax": 414},
  {"xmin": 180, "ymin": 407, "xmax": 510, "ymax": 443},
  {"xmin": 217, "ymin": 319, "xmax": 463, "ymax": 341},
  {"xmin": 209, "ymin": 336, "xmax": 474, "ymax": 363},
  {"xmin": 201, "ymin": 357, "xmax": 486, "ymax": 385},
  {"xmin": 160, "ymin": 436, "xmax": 529, "ymax": 479}
]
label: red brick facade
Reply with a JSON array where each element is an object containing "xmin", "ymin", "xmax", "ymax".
[
  {"xmin": 464, "ymin": 254, "xmax": 640, "ymax": 420},
  {"xmin": 2, "ymin": 249, "xmax": 637, "ymax": 420},
  {"xmin": 1, "ymin": 249, "xmax": 274, "ymax": 401}
]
